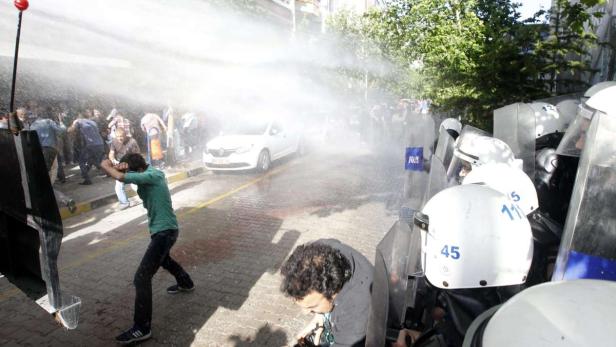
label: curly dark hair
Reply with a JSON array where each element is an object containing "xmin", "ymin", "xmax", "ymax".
[
  {"xmin": 120, "ymin": 153, "xmax": 148, "ymax": 172},
  {"xmin": 280, "ymin": 242, "xmax": 352, "ymax": 300}
]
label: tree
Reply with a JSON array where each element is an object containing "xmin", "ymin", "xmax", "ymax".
[
  {"xmin": 326, "ymin": 0, "xmax": 605, "ymax": 128},
  {"xmin": 535, "ymin": 0, "xmax": 606, "ymax": 94}
]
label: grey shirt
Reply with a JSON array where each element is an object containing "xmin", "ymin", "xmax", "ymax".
[{"xmin": 316, "ymin": 239, "xmax": 374, "ymax": 347}]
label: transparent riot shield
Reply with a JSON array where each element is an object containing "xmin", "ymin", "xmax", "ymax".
[
  {"xmin": 366, "ymin": 220, "xmax": 425, "ymax": 346},
  {"xmin": 422, "ymin": 125, "xmax": 459, "ymax": 208},
  {"xmin": 0, "ymin": 130, "xmax": 81, "ymax": 329},
  {"xmin": 552, "ymin": 112, "xmax": 616, "ymax": 281},
  {"xmin": 434, "ymin": 125, "xmax": 456, "ymax": 169},
  {"xmin": 493, "ymin": 103, "xmax": 536, "ymax": 178},
  {"xmin": 422, "ymin": 156, "xmax": 449, "ymax": 209},
  {"xmin": 555, "ymin": 98, "xmax": 581, "ymax": 129},
  {"xmin": 403, "ymin": 114, "xmax": 436, "ymax": 211}
]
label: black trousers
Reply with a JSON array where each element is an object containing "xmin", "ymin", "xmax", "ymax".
[
  {"xmin": 133, "ymin": 229, "xmax": 193, "ymax": 329},
  {"xmin": 41, "ymin": 146, "xmax": 57, "ymax": 172},
  {"xmin": 78, "ymin": 144, "xmax": 104, "ymax": 180}
]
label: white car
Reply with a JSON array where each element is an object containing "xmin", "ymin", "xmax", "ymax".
[{"xmin": 203, "ymin": 119, "xmax": 302, "ymax": 172}]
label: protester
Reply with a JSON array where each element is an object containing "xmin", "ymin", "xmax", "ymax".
[
  {"xmin": 15, "ymin": 108, "xmax": 29, "ymax": 129},
  {"xmin": 0, "ymin": 112, "xmax": 7, "ymax": 129},
  {"xmin": 108, "ymin": 111, "xmax": 132, "ymax": 140},
  {"xmin": 30, "ymin": 107, "xmax": 67, "ymax": 178},
  {"xmin": 69, "ymin": 113, "xmax": 105, "ymax": 185},
  {"xmin": 99, "ymin": 153, "xmax": 194, "ymax": 345},
  {"xmin": 108, "ymin": 128, "xmax": 140, "ymax": 209},
  {"xmin": 165, "ymin": 107, "xmax": 177, "ymax": 165},
  {"xmin": 181, "ymin": 112, "xmax": 205, "ymax": 156},
  {"xmin": 281, "ymin": 239, "xmax": 373, "ymax": 347},
  {"xmin": 140, "ymin": 113, "xmax": 167, "ymax": 168}
]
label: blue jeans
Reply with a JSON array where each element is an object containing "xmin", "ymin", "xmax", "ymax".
[{"xmin": 115, "ymin": 181, "xmax": 136, "ymax": 205}]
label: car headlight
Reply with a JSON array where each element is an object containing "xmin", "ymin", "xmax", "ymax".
[{"xmin": 235, "ymin": 144, "xmax": 254, "ymax": 154}]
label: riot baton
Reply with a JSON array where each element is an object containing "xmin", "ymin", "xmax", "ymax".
[{"xmin": 9, "ymin": 0, "xmax": 29, "ymax": 113}]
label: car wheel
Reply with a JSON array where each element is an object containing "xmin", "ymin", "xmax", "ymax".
[{"xmin": 257, "ymin": 150, "xmax": 271, "ymax": 172}]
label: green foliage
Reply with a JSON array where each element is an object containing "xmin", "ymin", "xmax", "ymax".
[
  {"xmin": 534, "ymin": 0, "xmax": 605, "ymax": 94},
  {"xmin": 203, "ymin": 0, "xmax": 267, "ymax": 17},
  {"xmin": 327, "ymin": 0, "xmax": 604, "ymax": 129}
]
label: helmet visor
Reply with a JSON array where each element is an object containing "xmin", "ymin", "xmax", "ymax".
[
  {"xmin": 556, "ymin": 108, "xmax": 596, "ymax": 157},
  {"xmin": 447, "ymin": 152, "xmax": 473, "ymax": 184}
]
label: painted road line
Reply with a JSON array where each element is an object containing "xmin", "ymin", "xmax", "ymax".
[
  {"xmin": 184, "ymin": 165, "xmax": 288, "ymax": 216},
  {"xmin": 0, "ymin": 163, "xmax": 292, "ymax": 303},
  {"xmin": 59, "ymin": 168, "xmax": 203, "ymax": 220}
]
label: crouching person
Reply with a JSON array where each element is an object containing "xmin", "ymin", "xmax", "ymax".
[
  {"xmin": 281, "ymin": 239, "xmax": 373, "ymax": 347},
  {"xmin": 100, "ymin": 153, "xmax": 194, "ymax": 345}
]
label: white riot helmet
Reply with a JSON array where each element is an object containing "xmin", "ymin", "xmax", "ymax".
[
  {"xmin": 582, "ymin": 80, "xmax": 616, "ymax": 101},
  {"xmin": 464, "ymin": 280, "xmax": 616, "ymax": 347},
  {"xmin": 439, "ymin": 118, "xmax": 462, "ymax": 136},
  {"xmin": 448, "ymin": 135, "xmax": 522, "ymax": 182},
  {"xmin": 529, "ymin": 101, "xmax": 565, "ymax": 139},
  {"xmin": 557, "ymin": 85, "xmax": 616, "ymax": 157},
  {"xmin": 462, "ymin": 163, "xmax": 538, "ymax": 215},
  {"xmin": 418, "ymin": 185, "xmax": 533, "ymax": 289}
]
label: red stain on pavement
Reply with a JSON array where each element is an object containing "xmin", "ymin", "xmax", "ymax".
[{"xmin": 171, "ymin": 236, "xmax": 234, "ymax": 267}]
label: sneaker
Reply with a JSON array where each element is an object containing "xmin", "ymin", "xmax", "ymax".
[
  {"xmin": 79, "ymin": 180, "xmax": 92, "ymax": 185},
  {"xmin": 119, "ymin": 202, "xmax": 131, "ymax": 210},
  {"xmin": 167, "ymin": 284, "xmax": 195, "ymax": 294},
  {"xmin": 67, "ymin": 200, "xmax": 77, "ymax": 214},
  {"xmin": 115, "ymin": 326, "xmax": 151, "ymax": 345}
]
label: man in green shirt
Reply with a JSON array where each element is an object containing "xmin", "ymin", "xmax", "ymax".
[{"xmin": 100, "ymin": 153, "xmax": 194, "ymax": 345}]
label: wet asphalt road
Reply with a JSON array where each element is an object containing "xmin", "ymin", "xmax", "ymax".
[{"xmin": 0, "ymin": 139, "xmax": 405, "ymax": 346}]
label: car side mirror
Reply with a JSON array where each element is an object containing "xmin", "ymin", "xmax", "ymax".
[{"xmin": 270, "ymin": 128, "xmax": 279, "ymax": 136}]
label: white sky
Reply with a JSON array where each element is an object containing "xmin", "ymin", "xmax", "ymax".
[{"xmin": 517, "ymin": 0, "xmax": 552, "ymax": 20}]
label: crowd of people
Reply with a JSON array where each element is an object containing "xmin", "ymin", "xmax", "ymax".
[
  {"xmin": 1, "ymin": 102, "xmax": 209, "ymax": 208},
  {"xmin": 359, "ymin": 99, "xmax": 432, "ymax": 146}
]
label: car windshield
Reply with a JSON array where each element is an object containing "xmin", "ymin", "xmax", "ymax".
[{"xmin": 221, "ymin": 121, "xmax": 268, "ymax": 135}]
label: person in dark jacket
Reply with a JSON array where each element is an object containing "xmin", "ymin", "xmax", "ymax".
[
  {"xmin": 68, "ymin": 112, "xmax": 105, "ymax": 185},
  {"xmin": 30, "ymin": 108, "xmax": 66, "ymax": 174},
  {"xmin": 281, "ymin": 239, "xmax": 373, "ymax": 347}
]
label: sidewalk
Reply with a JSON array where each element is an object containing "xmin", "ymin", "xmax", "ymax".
[{"xmin": 54, "ymin": 158, "xmax": 206, "ymax": 220}]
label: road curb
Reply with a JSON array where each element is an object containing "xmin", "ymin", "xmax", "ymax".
[{"xmin": 59, "ymin": 166, "xmax": 206, "ymax": 220}]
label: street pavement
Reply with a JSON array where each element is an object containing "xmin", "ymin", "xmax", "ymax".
[{"xmin": 0, "ymin": 140, "xmax": 405, "ymax": 347}]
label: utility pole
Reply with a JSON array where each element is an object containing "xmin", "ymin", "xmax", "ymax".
[
  {"xmin": 291, "ymin": 0, "xmax": 296, "ymax": 37},
  {"xmin": 10, "ymin": 0, "xmax": 29, "ymax": 113}
]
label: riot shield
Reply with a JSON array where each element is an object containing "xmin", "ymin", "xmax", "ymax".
[
  {"xmin": 554, "ymin": 98, "xmax": 581, "ymax": 129},
  {"xmin": 552, "ymin": 112, "xmax": 616, "ymax": 281},
  {"xmin": 0, "ymin": 129, "xmax": 80, "ymax": 329},
  {"xmin": 403, "ymin": 114, "xmax": 436, "ymax": 211},
  {"xmin": 434, "ymin": 125, "xmax": 457, "ymax": 169},
  {"xmin": 493, "ymin": 103, "xmax": 536, "ymax": 178},
  {"xmin": 366, "ymin": 220, "xmax": 424, "ymax": 346},
  {"xmin": 422, "ymin": 124, "xmax": 459, "ymax": 208},
  {"xmin": 422, "ymin": 156, "xmax": 450, "ymax": 209}
]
